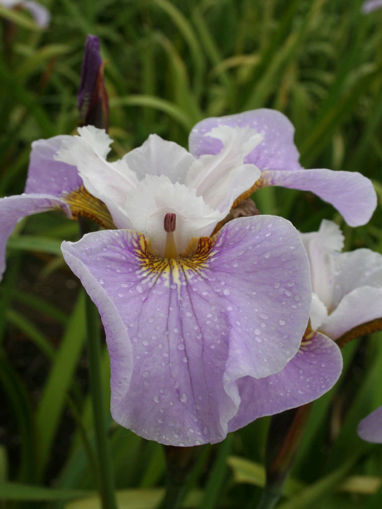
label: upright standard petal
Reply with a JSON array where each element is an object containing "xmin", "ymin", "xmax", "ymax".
[
  {"xmin": 358, "ymin": 406, "xmax": 382, "ymax": 443},
  {"xmin": 61, "ymin": 215, "xmax": 311, "ymax": 446},
  {"xmin": 0, "ymin": 194, "xmax": 70, "ymax": 280},
  {"xmin": 228, "ymin": 332, "xmax": 342, "ymax": 432},
  {"xmin": 121, "ymin": 134, "xmax": 195, "ymax": 184}
]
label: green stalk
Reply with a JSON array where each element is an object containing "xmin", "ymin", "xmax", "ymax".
[
  {"xmin": 84, "ymin": 292, "xmax": 118, "ymax": 509},
  {"xmin": 157, "ymin": 446, "xmax": 197, "ymax": 509},
  {"xmin": 255, "ymin": 489, "xmax": 281, "ymax": 509}
]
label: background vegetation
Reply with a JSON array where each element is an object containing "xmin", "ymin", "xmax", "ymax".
[{"xmin": 1, "ymin": 0, "xmax": 382, "ymax": 507}]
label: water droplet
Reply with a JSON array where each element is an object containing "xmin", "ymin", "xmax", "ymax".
[
  {"xmin": 180, "ymin": 393, "xmax": 188, "ymax": 403},
  {"xmin": 223, "ymin": 288, "xmax": 230, "ymax": 296}
]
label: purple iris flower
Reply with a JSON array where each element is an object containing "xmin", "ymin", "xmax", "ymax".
[
  {"xmin": 1, "ymin": 111, "xmax": 370, "ymax": 445},
  {"xmin": 300, "ymin": 220, "xmax": 382, "ymax": 444},
  {"xmin": 301, "ymin": 220, "xmax": 382, "ymax": 340},
  {"xmin": 0, "ymin": 0, "xmax": 50, "ymax": 28},
  {"xmin": 362, "ymin": 0, "xmax": 382, "ymax": 13},
  {"xmin": 358, "ymin": 407, "xmax": 382, "ymax": 443},
  {"xmin": 189, "ymin": 110, "xmax": 376, "ymax": 227}
]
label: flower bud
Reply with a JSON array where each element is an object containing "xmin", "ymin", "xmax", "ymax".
[{"xmin": 78, "ymin": 34, "xmax": 109, "ymax": 130}]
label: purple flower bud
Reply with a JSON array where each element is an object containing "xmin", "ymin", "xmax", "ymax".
[{"xmin": 78, "ymin": 35, "xmax": 109, "ymax": 130}]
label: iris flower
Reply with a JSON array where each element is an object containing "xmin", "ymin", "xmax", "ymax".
[
  {"xmin": 362, "ymin": 0, "xmax": 382, "ymax": 13},
  {"xmin": 301, "ymin": 220, "xmax": 382, "ymax": 444},
  {"xmin": 0, "ymin": 109, "xmax": 375, "ymax": 445},
  {"xmin": 189, "ymin": 110, "xmax": 376, "ymax": 227},
  {"xmin": 301, "ymin": 220, "xmax": 382, "ymax": 341},
  {"xmin": 0, "ymin": 0, "xmax": 50, "ymax": 27},
  {"xmin": 358, "ymin": 407, "xmax": 382, "ymax": 443}
]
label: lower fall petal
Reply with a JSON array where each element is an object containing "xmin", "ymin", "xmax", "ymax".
[
  {"xmin": 0, "ymin": 194, "xmax": 70, "ymax": 280},
  {"xmin": 358, "ymin": 406, "xmax": 382, "ymax": 443},
  {"xmin": 263, "ymin": 168, "xmax": 376, "ymax": 227},
  {"xmin": 61, "ymin": 215, "xmax": 311, "ymax": 446},
  {"xmin": 228, "ymin": 332, "xmax": 342, "ymax": 433}
]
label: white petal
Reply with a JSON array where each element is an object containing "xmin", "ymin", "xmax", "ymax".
[
  {"xmin": 301, "ymin": 220, "xmax": 344, "ymax": 308},
  {"xmin": 331, "ymin": 248, "xmax": 382, "ymax": 308},
  {"xmin": 55, "ymin": 126, "xmax": 138, "ymax": 228},
  {"xmin": 310, "ymin": 293, "xmax": 328, "ymax": 330},
  {"xmin": 186, "ymin": 125, "xmax": 262, "ymax": 213},
  {"xmin": 121, "ymin": 134, "xmax": 195, "ymax": 184},
  {"xmin": 321, "ymin": 286, "xmax": 382, "ymax": 340},
  {"xmin": 122, "ymin": 175, "xmax": 223, "ymax": 255}
]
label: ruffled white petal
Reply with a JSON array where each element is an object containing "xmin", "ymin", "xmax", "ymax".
[
  {"xmin": 122, "ymin": 175, "xmax": 223, "ymax": 255},
  {"xmin": 121, "ymin": 134, "xmax": 195, "ymax": 184}
]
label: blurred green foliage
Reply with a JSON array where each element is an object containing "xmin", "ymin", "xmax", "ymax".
[{"xmin": 1, "ymin": 0, "xmax": 382, "ymax": 507}]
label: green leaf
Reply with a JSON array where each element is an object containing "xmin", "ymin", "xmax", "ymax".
[
  {"xmin": 0, "ymin": 6, "xmax": 42, "ymax": 30},
  {"xmin": 277, "ymin": 454, "xmax": 362, "ymax": 509},
  {"xmin": 0, "ymin": 482, "xmax": 91, "ymax": 501},
  {"xmin": 35, "ymin": 293, "xmax": 86, "ymax": 477},
  {"xmin": 64, "ymin": 489, "xmax": 202, "ymax": 509},
  {"xmin": 110, "ymin": 96, "xmax": 193, "ymax": 131},
  {"xmin": 6, "ymin": 309, "xmax": 56, "ymax": 359},
  {"xmin": 7, "ymin": 235, "xmax": 62, "ymax": 256}
]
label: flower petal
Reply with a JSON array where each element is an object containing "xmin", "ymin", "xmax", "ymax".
[
  {"xmin": 301, "ymin": 220, "xmax": 344, "ymax": 309},
  {"xmin": 121, "ymin": 134, "xmax": 195, "ymax": 184},
  {"xmin": 331, "ymin": 248, "xmax": 382, "ymax": 308},
  {"xmin": 228, "ymin": 332, "xmax": 342, "ymax": 432},
  {"xmin": 22, "ymin": 1, "xmax": 50, "ymax": 27},
  {"xmin": 310, "ymin": 293, "xmax": 328, "ymax": 331},
  {"xmin": 121, "ymin": 175, "xmax": 223, "ymax": 255},
  {"xmin": 358, "ymin": 406, "xmax": 382, "ymax": 443},
  {"xmin": 61, "ymin": 215, "xmax": 310, "ymax": 445},
  {"xmin": 0, "ymin": 194, "xmax": 70, "ymax": 280},
  {"xmin": 321, "ymin": 286, "xmax": 382, "ymax": 340},
  {"xmin": 362, "ymin": 0, "xmax": 382, "ymax": 14},
  {"xmin": 187, "ymin": 125, "xmax": 262, "ymax": 213},
  {"xmin": 263, "ymin": 168, "xmax": 376, "ymax": 227},
  {"xmin": 25, "ymin": 136, "xmax": 82, "ymax": 196},
  {"xmin": 189, "ymin": 109, "xmax": 302, "ymax": 171}
]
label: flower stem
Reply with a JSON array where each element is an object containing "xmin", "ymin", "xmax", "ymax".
[
  {"xmin": 84, "ymin": 293, "xmax": 118, "ymax": 509},
  {"xmin": 255, "ymin": 488, "xmax": 282, "ymax": 509},
  {"xmin": 157, "ymin": 446, "xmax": 197, "ymax": 509}
]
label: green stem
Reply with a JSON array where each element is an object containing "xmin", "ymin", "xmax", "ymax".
[
  {"xmin": 255, "ymin": 488, "xmax": 281, "ymax": 509},
  {"xmin": 84, "ymin": 294, "xmax": 118, "ymax": 509},
  {"xmin": 157, "ymin": 478, "xmax": 186, "ymax": 509},
  {"xmin": 157, "ymin": 446, "xmax": 197, "ymax": 509}
]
